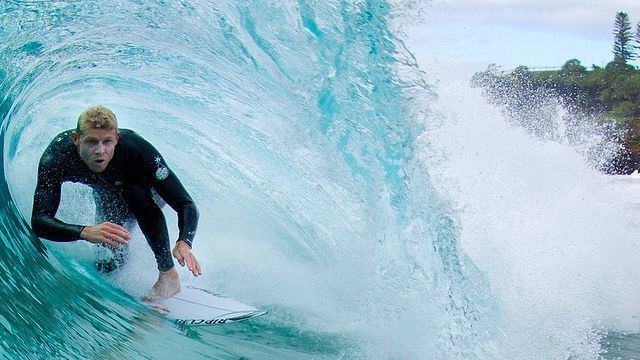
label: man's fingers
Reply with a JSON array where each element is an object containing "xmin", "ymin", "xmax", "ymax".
[
  {"xmin": 96, "ymin": 223, "xmax": 130, "ymax": 245},
  {"xmin": 186, "ymin": 255, "xmax": 195, "ymax": 273},
  {"xmin": 100, "ymin": 230, "xmax": 128, "ymax": 245},
  {"xmin": 102, "ymin": 222, "xmax": 130, "ymax": 237},
  {"xmin": 184, "ymin": 254, "xmax": 197, "ymax": 276},
  {"xmin": 108, "ymin": 233, "xmax": 128, "ymax": 245},
  {"xmin": 109, "ymin": 229, "xmax": 130, "ymax": 242},
  {"xmin": 171, "ymin": 248, "xmax": 200, "ymax": 276},
  {"xmin": 187, "ymin": 255, "xmax": 201, "ymax": 276},
  {"xmin": 103, "ymin": 222, "xmax": 131, "ymax": 239},
  {"xmin": 191, "ymin": 255, "xmax": 201, "ymax": 275}
]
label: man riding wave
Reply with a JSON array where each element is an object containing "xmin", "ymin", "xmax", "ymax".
[{"xmin": 31, "ymin": 105, "xmax": 201, "ymax": 301}]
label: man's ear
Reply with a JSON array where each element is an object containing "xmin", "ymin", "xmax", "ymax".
[
  {"xmin": 71, "ymin": 131, "xmax": 79, "ymax": 146},
  {"xmin": 115, "ymin": 130, "xmax": 120, "ymax": 142}
]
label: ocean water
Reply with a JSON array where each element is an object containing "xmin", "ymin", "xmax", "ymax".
[{"xmin": 0, "ymin": 1, "xmax": 638, "ymax": 359}]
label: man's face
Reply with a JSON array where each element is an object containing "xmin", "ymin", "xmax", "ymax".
[{"xmin": 72, "ymin": 128, "xmax": 119, "ymax": 172}]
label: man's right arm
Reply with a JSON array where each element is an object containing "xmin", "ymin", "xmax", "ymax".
[{"xmin": 31, "ymin": 154, "xmax": 85, "ymax": 241}]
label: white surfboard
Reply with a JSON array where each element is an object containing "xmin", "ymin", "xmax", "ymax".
[{"xmin": 146, "ymin": 285, "xmax": 267, "ymax": 325}]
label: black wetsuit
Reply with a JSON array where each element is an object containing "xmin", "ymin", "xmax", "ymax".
[{"xmin": 31, "ymin": 128, "xmax": 198, "ymax": 272}]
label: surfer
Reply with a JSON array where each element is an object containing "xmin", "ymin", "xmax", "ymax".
[{"xmin": 31, "ymin": 105, "xmax": 201, "ymax": 301}]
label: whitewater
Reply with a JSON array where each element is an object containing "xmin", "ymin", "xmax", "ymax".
[{"xmin": 0, "ymin": 1, "xmax": 639, "ymax": 359}]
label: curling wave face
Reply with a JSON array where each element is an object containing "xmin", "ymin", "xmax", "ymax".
[{"xmin": 0, "ymin": 0, "xmax": 605, "ymax": 359}]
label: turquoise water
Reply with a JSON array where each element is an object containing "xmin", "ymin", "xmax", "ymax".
[{"xmin": 0, "ymin": 1, "xmax": 638, "ymax": 359}]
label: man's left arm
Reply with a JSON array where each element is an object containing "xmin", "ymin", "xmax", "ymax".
[
  {"xmin": 153, "ymin": 165, "xmax": 201, "ymax": 276},
  {"xmin": 151, "ymin": 166, "xmax": 199, "ymax": 248},
  {"xmin": 133, "ymin": 132, "xmax": 201, "ymax": 275}
]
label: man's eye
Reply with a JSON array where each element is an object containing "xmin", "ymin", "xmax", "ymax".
[{"xmin": 87, "ymin": 140, "xmax": 97, "ymax": 145}]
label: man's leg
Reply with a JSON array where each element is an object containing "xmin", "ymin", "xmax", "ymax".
[
  {"xmin": 122, "ymin": 183, "xmax": 179, "ymax": 300},
  {"xmin": 93, "ymin": 188, "xmax": 133, "ymax": 273}
]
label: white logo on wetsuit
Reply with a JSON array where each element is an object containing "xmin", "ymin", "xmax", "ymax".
[{"xmin": 154, "ymin": 156, "xmax": 169, "ymax": 180}]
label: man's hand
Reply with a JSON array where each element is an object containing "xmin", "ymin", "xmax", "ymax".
[
  {"xmin": 172, "ymin": 240, "xmax": 201, "ymax": 277},
  {"xmin": 80, "ymin": 222, "xmax": 130, "ymax": 248}
]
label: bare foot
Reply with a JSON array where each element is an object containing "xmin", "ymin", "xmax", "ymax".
[{"xmin": 141, "ymin": 267, "xmax": 180, "ymax": 302}]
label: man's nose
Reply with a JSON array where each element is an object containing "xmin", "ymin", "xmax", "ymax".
[{"xmin": 95, "ymin": 142, "xmax": 107, "ymax": 154}]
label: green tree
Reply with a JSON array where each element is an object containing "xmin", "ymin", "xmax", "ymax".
[
  {"xmin": 613, "ymin": 12, "xmax": 635, "ymax": 63},
  {"xmin": 560, "ymin": 59, "xmax": 587, "ymax": 77}
]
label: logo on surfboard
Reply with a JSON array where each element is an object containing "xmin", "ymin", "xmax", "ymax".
[{"xmin": 176, "ymin": 318, "xmax": 229, "ymax": 325}]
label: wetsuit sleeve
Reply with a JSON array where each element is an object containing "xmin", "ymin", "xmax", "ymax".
[
  {"xmin": 132, "ymin": 134, "xmax": 199, "ymax": 247},
  {"xmin": 31, "ymin": 153, "xmax": 85, "ymax": 241}
]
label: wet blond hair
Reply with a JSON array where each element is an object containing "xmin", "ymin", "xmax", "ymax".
[{"xmin": 76, "ymin": 105, "xmax": 118, "ymax": 135}]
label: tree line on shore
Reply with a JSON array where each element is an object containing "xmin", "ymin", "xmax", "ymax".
[{"xmin": 471, "ymin": 12, "xmax": 640, "ymax": 174}]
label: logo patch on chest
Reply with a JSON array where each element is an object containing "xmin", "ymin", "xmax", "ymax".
[{"xmin": 154, "ymin": 156, "xmax": 169, "ymax": 180}]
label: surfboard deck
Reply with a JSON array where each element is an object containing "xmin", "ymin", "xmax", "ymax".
[{"xmin": 145, "ymin": 285, "xmax": 267, "ymax": 325}]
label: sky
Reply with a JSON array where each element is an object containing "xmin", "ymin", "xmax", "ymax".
[{"xmin": 408, "ymin": 0, "xmax": 640, "ymax": 71}]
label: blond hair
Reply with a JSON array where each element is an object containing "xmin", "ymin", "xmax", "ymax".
[{"xmin": 76, "ymin": 105, "xmax": 118, "ymax": 134}]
